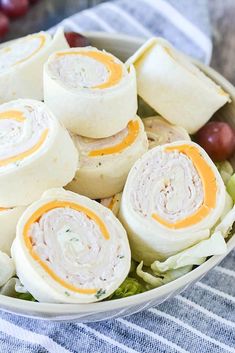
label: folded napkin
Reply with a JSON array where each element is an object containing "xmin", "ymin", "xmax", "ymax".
[{"xmin": 1, "ymin": 1, "xmax": 235, "ymax": 353}]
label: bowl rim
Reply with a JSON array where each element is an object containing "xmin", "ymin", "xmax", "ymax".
[{"xmin": 1, "ymin": 31, "xmax": 235, "ymax": 317}]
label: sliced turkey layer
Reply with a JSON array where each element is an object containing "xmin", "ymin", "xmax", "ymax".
[
  {"xmin": 119, "ymin": 141, "xmax": 226, "ymax": 265},
  {"xmin": 66, "ymin": 116, "xmax": 148, "ymax": 199},
  {"xmin": 12, "ymin": 188, "xmax": 131, "ymax": 303},
  {"xmin": 126, "ymin": 37, "xmax": 230, "ymax": 134},
  {"xmin": 44, "ymin": 47, "xmax": 137, "ymax": 138},
  {"xmin": 0, "ymin": 28, "xmax": 68, "ymax": 103},
  {"xmin": 0, "ymin": 99, "xmax": 78, "ymax": 207},
  {"xmin": 143, "ymin": 115, "xmax": 190, "ymax": 149}
]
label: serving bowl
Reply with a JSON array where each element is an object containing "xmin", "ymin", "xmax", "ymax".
[{"xmin": 1, "ymin": 32, "xmax": 235, "ymax": 322}]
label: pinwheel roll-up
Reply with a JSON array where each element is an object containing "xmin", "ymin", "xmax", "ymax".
[
  {"xmin": 66, "ymin": 116, "xmax": 148, "ymax": 199},
  {"xmin": 0, "ymin": 29, "xmax": 68, "ymax": 103},
  {"xmin": 0, "ymin": 206, "xmax": 26, "ymax": 255},
  {"xmin": 143, "ymin": 115, "xmax": 190, "ymax": 149},
  {"xmin": 127, "ymin": 38, "xmax": 230, "ymax": 134},
  {"xmin": 119, "ymin": 141, "xmax": 226, "ymax": 265},
  {"xmin": 44, "ymin": 47, "xmax": 137, "ymax": 138},
  {"xmin": 0, "ymin": 99, "xmax": 78, "ymax": 207},
  {"xmin": 12, "ymin": 189, "xmax": 131, "ymax": 303}
]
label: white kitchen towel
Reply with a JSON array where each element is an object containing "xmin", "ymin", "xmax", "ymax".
[{"xmin": 51, "ymin": 0, "xmax": 212, "ymax": 63}]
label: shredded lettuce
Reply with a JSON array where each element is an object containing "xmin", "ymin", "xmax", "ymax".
[
  {"xmin": 137, "ymin": 261, "xmax": 193, "ymax": 288},
  {"xmin": 14, "ymin": 278, "xmax": 36, "ymax": 301},
  {"xmin": 215, "ymin": 204, "xmax": 235, "ymax": 238},
  {"xmin": 220, "ymin": 192, "xmax": 233, "ymax": 220},
  {"xmin": 0, "ymin": 278, "xmax": 18, "ymax": 297},
  {"xmin": 136, "ymin": 231, "xmax": 227, "ymax": 289},
  {"xmin": 227, "ymin": 174, "xmax": 235, "ymax": 202},
  {"xmin": 137, "ymin": 262, "xmax": 163, "ymax": 287},
  {"xmin": 15, "ymin": 292, "xmax": 36, "ymax": 301},
  {"xmin": 0, "ymin": 277, "xmax": 36, "ymax": 301},
  {"xmin": 129, "ymin": 259, "xmax": 138, "ymax": 274},
  {"xmin": 151, "ymin": 231, "xmax": 226, "ymax": 273},
  {"xmin": 137, "ymin": 96, "xmax": 157, "ymax": 118},
  {"xmin": 109, "ymin": 277, "xmax": 145, "ymax": 299},
  {"xmin": 216, "ymin": 161, "xmax": 234, "ymax": 185}
]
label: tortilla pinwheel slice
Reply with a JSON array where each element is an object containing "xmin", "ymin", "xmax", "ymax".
[
  {"xmin": 0, "ymin": 29, "xmax": 68, "ymax": 103},
  {"xmin": 12, "ymin": 188, "xmax": 131, "ymax": 303},
  {"xmin": 66, "ymin": 116, "xmax": 148, "ymax": 199},
  {"xmin": 119, "ymin": 141, "xmax": 226, "ymax": 265},
  {"xmin": 0, "ymin": 206, "xmax": 26, "ymax": 255},
  {"xmin": 127, "ymin": 38, "xmax": 230, "ymax": 134},
  {"xmin": 44, "ymin": 47, "xmax": 137, "ymax": 138},
  {"xmin": 0, "ymin": 99, "xmax": 78, "ymax": 207},
  {"xmin": 143, "ymin": 115, "xmax": 190, "ymax": 149}
]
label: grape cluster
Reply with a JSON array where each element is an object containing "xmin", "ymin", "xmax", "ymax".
[{"xmin": 0, "ymin": 0, "xmax": 39, "ymax": 38}]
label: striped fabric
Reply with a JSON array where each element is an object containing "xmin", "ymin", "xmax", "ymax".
[
  {"xmin": 53, "ymin": 0, "xmax": 212, "ymax": 63},
  {"xmin": 0, "ymin": 255, "xmax": 235, "ymax": 353},
  {"xmin": 1, "ymin": 0, "xmax": 235, "ymax": 352}
]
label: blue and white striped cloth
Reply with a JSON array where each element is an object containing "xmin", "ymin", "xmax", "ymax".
[{"xmin": 1, "ymin": 0, "xmax": 235, "ymax": 352}]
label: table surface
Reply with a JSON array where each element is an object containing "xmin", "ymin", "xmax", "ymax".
[{"xmin": 3, "ymin": 0, "xmax": 235, "ymax": 84}]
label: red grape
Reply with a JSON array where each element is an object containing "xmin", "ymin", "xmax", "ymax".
[
  {"xmin": 195, "ymin": 121, "xmax": 235, "ymax": 162},
  {"xmin": 65, "ymin": 32, "xmax": 90, "ymax": 48},
  {"xmin": 0, "ymin": 11, "xmax": 9, "ymax": 38},
  {"xmin": 1, "ymin": 0, "xmax": 29, "ymax": 19}
]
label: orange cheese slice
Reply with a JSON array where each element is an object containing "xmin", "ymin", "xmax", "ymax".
[
  {"xmin": 56, "ymin": 50, "xmax": 123, "ymax": 89},
  {"xmin": 89, "ymin": 120, "xmax": 139, "ymax": 157},
  {"xmin": 23, "ymin": 201, "xmax": 110, "ymax": 294},
  {"xmin": 0, "ymin": 129, "xmax": 48, "ymax": 167},
  {"xmin": 152, "ymin": 144, "xmax": 217, "ymax": 229},
  {"xmin": 108, "ymin": 196, "xmax": 116, "ymax": 210},
  {"xmin": 0, "ymin": 110, "xmax": 25, "ymax": 122}
]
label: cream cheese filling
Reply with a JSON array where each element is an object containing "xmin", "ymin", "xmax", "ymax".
[
  {"xmin": 0, "ymin": 34, "xmax": 45, "ymax": 71},
  {"xmin": 130, "ymin": 150, "xmax": 204, "ymax": 224},
  {"xmin": 0, "ymin": 104, "xmax": 51, "ymax": 170},
  {"xmin": 29, "ymin": 207, "xmax": 127, "ymax": 289},
  {"xmin": 49, "ymin": 55, "xmax": 110, "ymax": 89}
]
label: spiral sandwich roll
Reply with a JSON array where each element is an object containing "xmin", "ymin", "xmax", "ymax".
[
  {"xmin": 0, "ymin": 99, "xmax": 78, "ymax": 207},
  {"xmin": 0, "ymin": 206, "xmax": 26, "ymax": 255},
  {"xmin": 12, "ymin": 189, "xmax": 131, "ymax": 303},
  {"xmin": 0, "ymin": 29, "xmax": 68, "ymax": 103},
  {"xmin": 44, "ymin": 47, "xmax": 137, "ymax": 138},
  {"xmin": 119, "ymin": 141, "xmax": 226, "ymax": 265},
  {"xmin": 127, "ymin": 38, "xmax": 230, "ymax": 133},
  {"xmin": 143, "ymin": 115, "xmax": 190, "ymax": 149},
  {"xmin": 66, "ymin": 116, "xmax": 148, "ymax": 199}
]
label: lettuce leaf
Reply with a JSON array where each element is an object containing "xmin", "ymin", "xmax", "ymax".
[
  {"xmin": 227, "ymin": 174, "xmax": 235, "ymax": 202},
  {"xmin": 15, "ymin": 292, "xmax": 36, "ymax": 301},
  {"xmin": 136, "ymin": 261, "xmax": 192, "ymax": 288},
  {"xmin": 151, "ymin": 231, "xmax": 226, "ymax": 273},
  {"xmin": 0, "ymin": 277, "xmax": 36, "ymax": 301},
  {"xmin": 215, "ymin": 205, "xmax": 235, "ymax": 238},
  {"xmin": 220, "ymin": 192, "xmax": 233, "ymax": 220},
  {"xmin": 216, "ymin": 161, "xmax": 233, "ymax": 185},
  {"xmin": 109, "ymin": 277, "xmax": 145, "ymax": 299}
]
